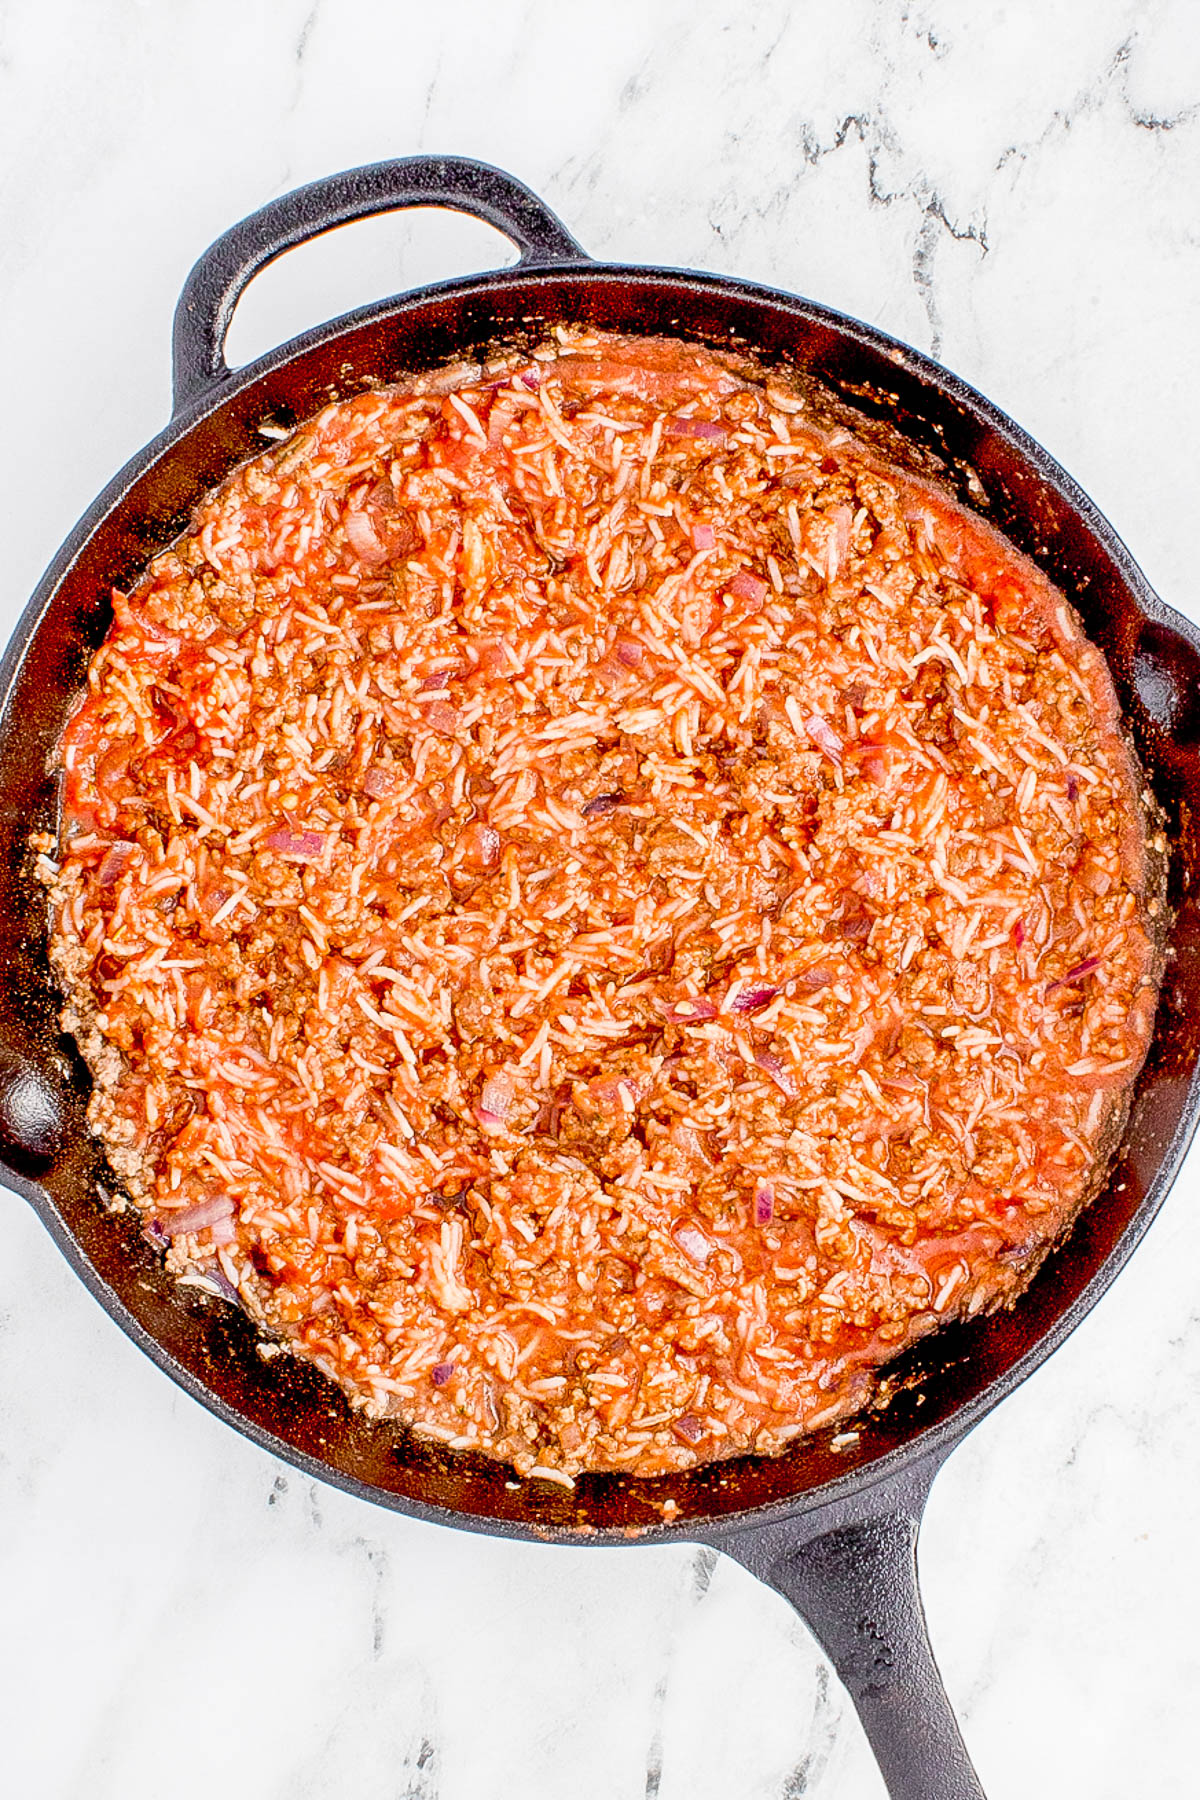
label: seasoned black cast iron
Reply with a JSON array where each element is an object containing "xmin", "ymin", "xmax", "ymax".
[{"xmin": 4, "ymin": 157, "xmax": 1200, "ymax": 1800}]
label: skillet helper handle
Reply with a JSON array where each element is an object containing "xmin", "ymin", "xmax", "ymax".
[
  {"xmin": 171, "ymin": 154, "xmax": 588, "ymax": 416},
  {"xmin": 724, "ymin": 1462, "xmax": 986, "ymax": 1800}
]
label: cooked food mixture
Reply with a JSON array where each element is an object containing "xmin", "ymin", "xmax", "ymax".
[{"xmin": 41, "ymin": 330, "xmax": 1160, "ymax": 1479}]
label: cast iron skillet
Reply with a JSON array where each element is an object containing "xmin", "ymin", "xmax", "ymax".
[{"xmin": 4, "ymin": 156, "xmax": 1200, "ymax": 1800}]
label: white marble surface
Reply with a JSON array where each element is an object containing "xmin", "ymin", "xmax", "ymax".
[{"xmin": 2, "ymin": 2, "xmax": 1200, "ymax": 1794}]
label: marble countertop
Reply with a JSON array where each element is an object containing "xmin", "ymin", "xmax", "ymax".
[{"xmin": 3, "ymin": 3, "xmax": 1199, "ymax": 1794}]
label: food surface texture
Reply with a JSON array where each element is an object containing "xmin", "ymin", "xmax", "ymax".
[{"xmin": 42, "ymin": 330, "xmax": 1159, "ymax": 1478}]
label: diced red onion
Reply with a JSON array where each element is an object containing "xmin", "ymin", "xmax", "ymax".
[
  {"xmin": 419, "ymin": 668, "xmax": 452, "ymax": 691},
  {"xmin": 881, "ymin": 1073, "xmax": 923, "ymax": 1095},
  {"xmin": 204, "ymin": 1267, "xmax": 241, "ymax": 1303},
  {"xmin": 729, "ymin": 569, "xmax": 768, "ymax": 604},
  {"xmin": 673, "ymin": 1222, "xmax": 712, "ymax": 1265},
  {"xmin": 1066, "ymin": 776, "xmax": 1079, "ymax": 803},
  {"xmin": 1013, "ymin": 918, "xmax": 1026, "ymax": 948},
  {"xmin": 1046, "ymin": 956, "xmax": 1102, "ymax": 995},
  {"xmin": 672, "ymin": 1413, "xmax": 703, "ymax": 1443},
  {"xmin": 731, "ymin": 985, "xmax": 778, "ymax": 1015},
  {"xmin": 134, "ymin": 608, "xmax": 181, "ymax": 648},
  {"xmin": 1079, "ymin": 860, "xmax": 1112, "ymax": 897},
  {"xmin": 614, "ymin": 636, "xmax": 644, "ymax": 668},
  {"xmin": 581, "ymin": 792, "xmax": 625, "ymax": 819},
  {"xmin": 148, "ymin": 684, "xmax": 186, "ymax": 731},
  {"xmin": 95, "ymin": 745, "xmax": 132, "ymax": 795},
  {"xmin": 97, "ymin": 841, "xmax": 136, "ymax": 888},
  {"xmin": 209, "ymin": 1217, "xmax": 236, "ymax": 1246},
  {"xmin": 845, "ymin": 740, "xmax": 888, "ymax": 784},
  {"xmin": 431, "ymin": 1360, "xmax": 455, "ymax": 1387},
  {"xmin": 265, "ymin": 826, "xmax": 327, "ymax": 860},
  {"xmin": 143, "ymin": 1218, "xmax": 170, "ymax": 1249},
  {"xmin": 665, "ymin": 416, "xmax": 727, "ymax": 440},
  {"xmin": 424, "ymin": 701, "xmax": 459, "ymax": 737},
  {"xmin": 477, "ymin": 1071, "xmax": 514, "ymax": 1126},
  {"xmin": 691, "ymin": 522, "xmax": 716, "ymax": 551},
  {"xmin": 363, "ymin": 765, "xmax": 401, "ymax": 799},
  {"xmin": 474, "ymin": 638, "xmax": 512, "ymax": 677},
  {"xmin": 665, "ymin": 997, "xmax": 718, "ymax": 1023},
  {"xmin": 201, "ymin": 885, "xmax": 232, "ymax": 920},
  {"xmin": 804, "ymin": 712, "xmax": 843, "ymax": 761},
  {"xmin": 520, "ymin": 368, "xmax": 541, "ymax": 390},
  {"xmin": 487, "ymin": 400, "xmax": 515, "ymax": 444},
  {"xmin": 161, "ymin": 1194, "xmax": 235, "ymax": 1237},
  {"xmin": 344, "ymin": 508, "xmax": 387, "ymax": 564},
  {"xmin": 462, "ymin": 820, "xmax": 501, "ymax": 870},
  {"xmin": 585, "ymin": 1074, "xmax": 643, "ymax": 1113},
  {"xmin": 753, "ymin": 1180, "xmax": 775, "ymax": 1225},
  {"xmin": 754, "ymin": 1047, "xmax": 797, "ymax": 1098},
  {"xmin": 827, "ymin": 503, "xmax": 854, "ymax": 580}
]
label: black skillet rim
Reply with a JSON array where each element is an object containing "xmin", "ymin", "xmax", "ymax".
[{"xmin": 4, "ymin": 258, "xmax": 1199, "ymax": 1547}]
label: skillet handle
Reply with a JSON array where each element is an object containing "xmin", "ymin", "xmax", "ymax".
[
  {"xmin": 721, "ymin": 1456, "xmax": 986, "ymax": 1800},
  {"xmin": 171, "ymin": 155, "xmax": 588, "ymax": 416}
]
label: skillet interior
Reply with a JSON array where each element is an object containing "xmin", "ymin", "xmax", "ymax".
[{"xmin": 5, "ymin": 266, "xmax": 1200, "ymax": 1542}]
